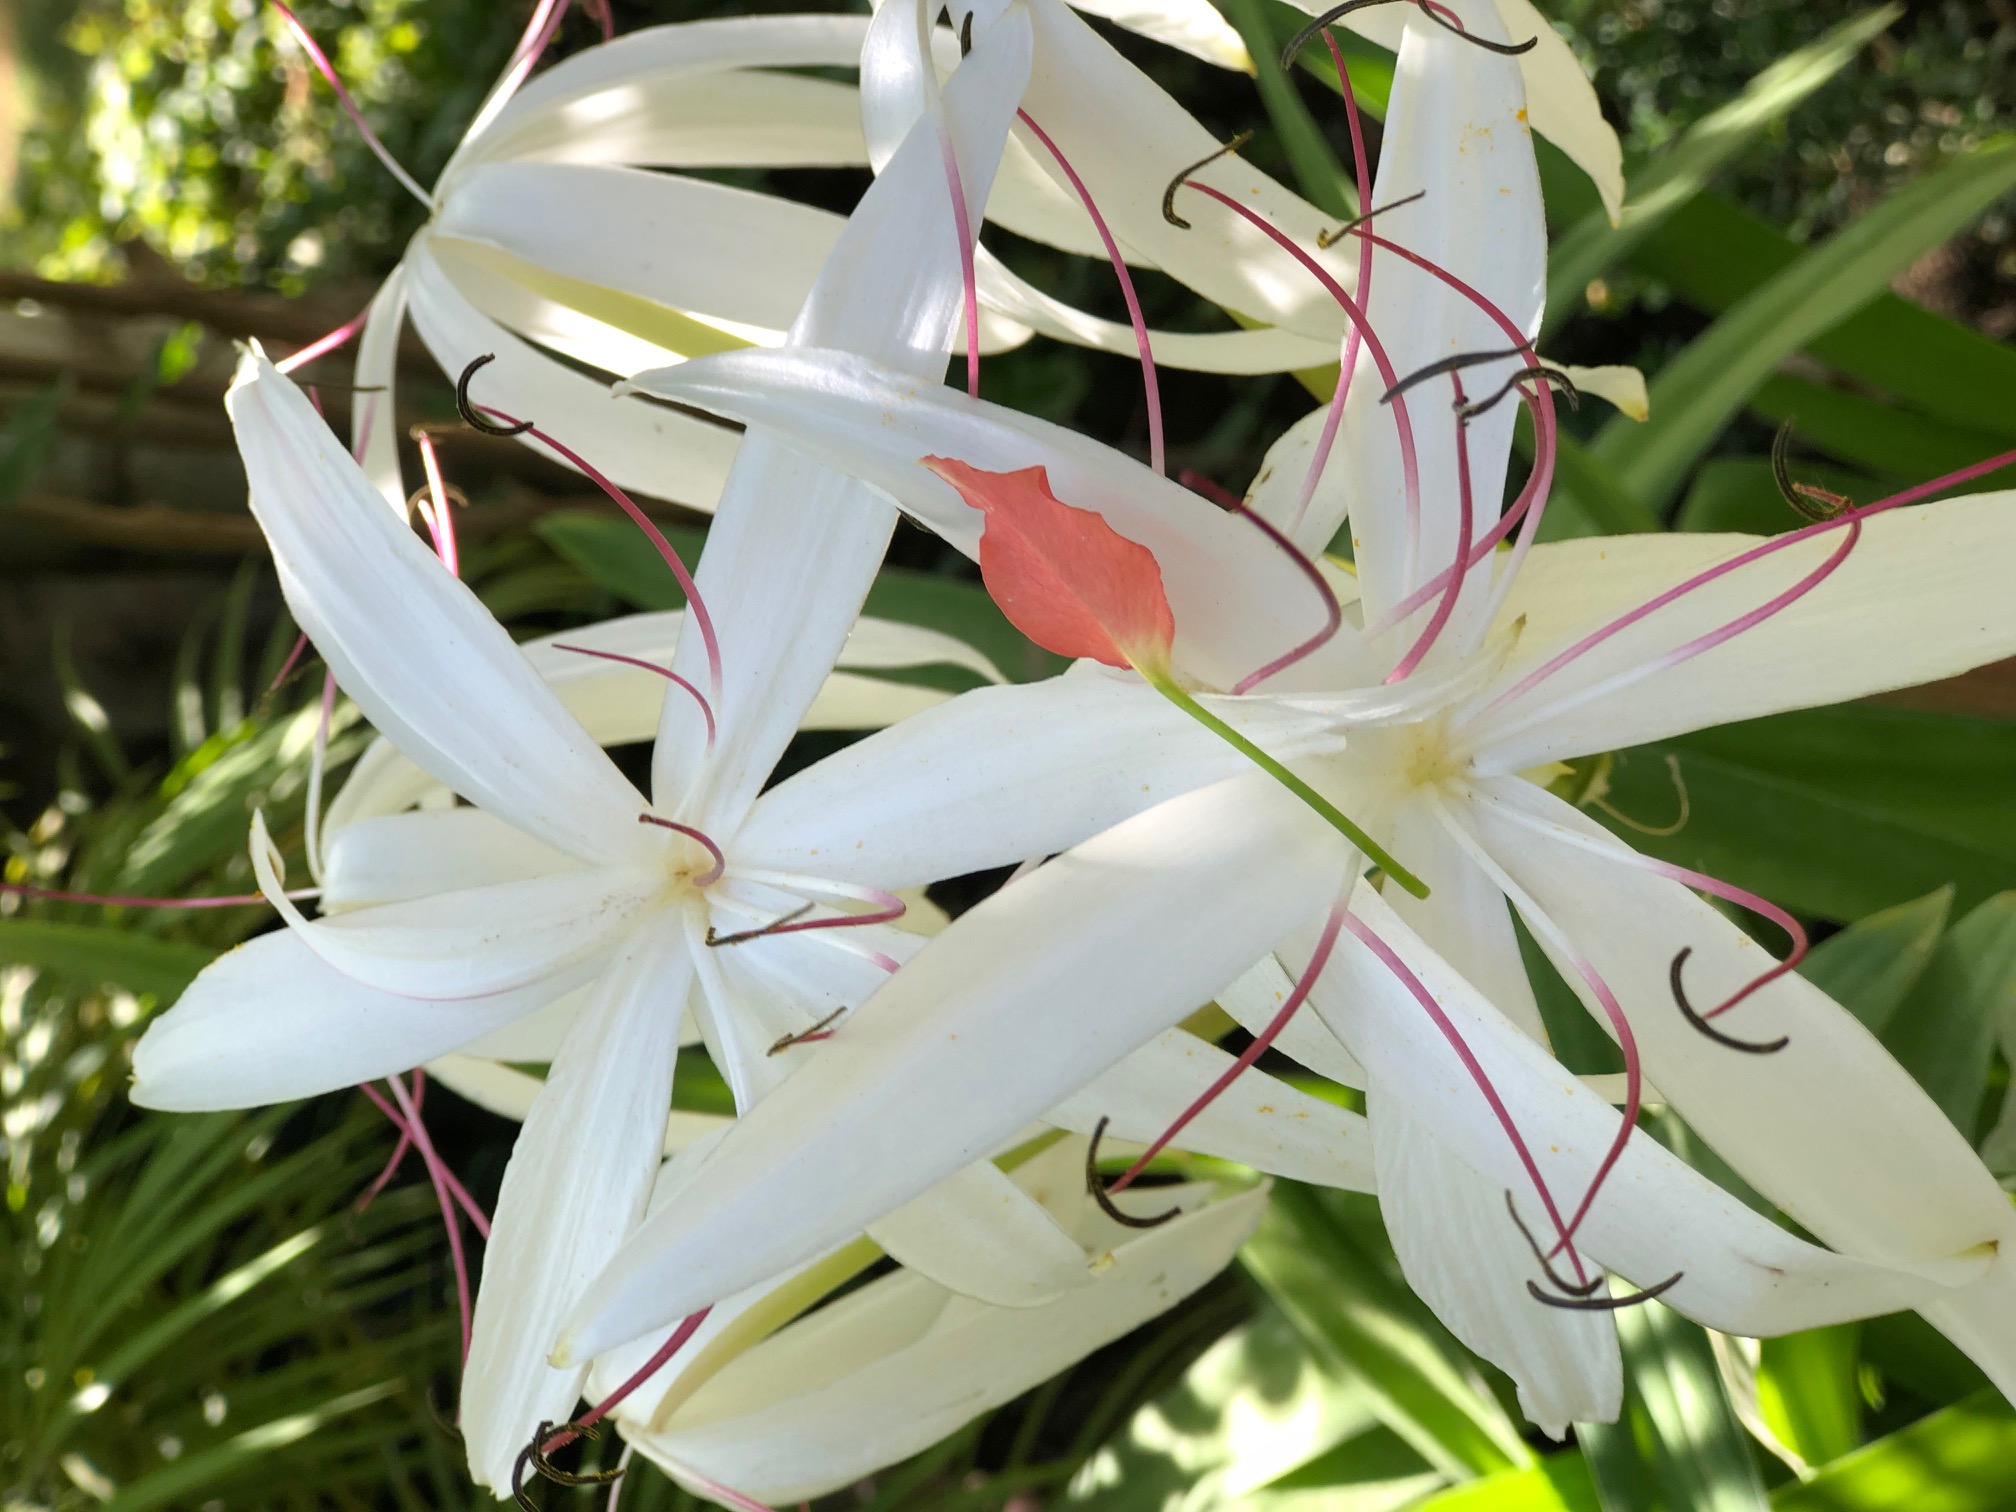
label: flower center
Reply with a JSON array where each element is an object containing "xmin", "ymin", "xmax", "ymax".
[{"xmin": 638, "ymin": 813, "xmax": 725, "ymax": 891}]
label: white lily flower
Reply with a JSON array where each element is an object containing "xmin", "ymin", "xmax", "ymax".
[
  {"xmin": 567, "ymin": 0, "xmax": 2016, "ymax": 1434},
  {"xmin": 571, "ymin": 1136, "xmax": 1264, "ymax": 1508}
]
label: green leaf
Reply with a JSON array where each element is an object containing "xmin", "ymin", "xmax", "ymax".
[
  {"xmin": 1593, "ymin": 137, "xmax": 2016, "ymax": 511},
  {"xmin": 1756, "ymin": 1326, "xmax": 1862, "ymax": 1473},
  {"xmin": 0, "ymin": 376, "xmax": 71, "ymax": 507},
  {"xmin": 1544, "ymin": 6, "xmax": 1899, "ymax": 335},
  {"xmin": 1880, "ymin": 893, "xmax": 2016, "ymax": 1134},
  {"xmin": 1747, "ymin": 376, "xmax": 2016, "ymax": 496},
  {"xmin": 1773, "ymin": 1391, "xmax": 2016, "ymax": 1512},
  {"xmin": 1798, "ymin": 886, "xmax": 1952, "ymax": 1035},
  {"xmin": 1416, "ymin": 1454, "xmax": 1600, "ymax": 1512},
  {"xmin": 0, "ymin": 920, "xmax": 215, "ymax": 997},
  {"xmin": 1240, "ymin": 1185, "xmax": 1533, "ymax": 1481},
  {"xmin": 1579, "ymin": 1291, "xmax": 1768, "ymax": 1512}
]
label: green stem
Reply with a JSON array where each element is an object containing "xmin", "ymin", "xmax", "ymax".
[{"xmin": 1143, "ymin": 669, "xmax": 1428, "ymax": 898}]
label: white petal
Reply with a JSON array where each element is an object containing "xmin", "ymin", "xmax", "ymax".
[
  {"xmin": 406, "ymin": 242, "xmax": 742, "ymax": 512},
  {"xmin": 1373, "ymin": 1094, "xmax": 1618, "ymax": 1435},
  {"xmin": 455, "ymin": 14, "xmax": 873, "ymax": 177},
  {"xmin": 557, "ymin": 774, "xmax": 1345, "ymax": 1362},
  {"xmin": 734, "ymin": 667, "xmax": 1339, "ymax": 888},
  {"xmin": 1318, "ymin": 883, "xmax": 1986, "ymax": 1336},
  {"xmin": 226, "ymin": 348, "xmax": 648, "ymax": 862},
  {"xmin": 428, "ymin": 1053, "xmax": 728, "ymax": 1153},
  {"xmin": 351, "ymin": 264, "xmax": 410, "ymax": 512},
  {"xmin": 1557, "ymin": 363, "xmax": 1647, "ymax": 421},
  {"xmin": 653, "ymin": 13, "xmax": 1034, "ymax": 831},
  {"xmin": 320, "ymin": 807, "xmax": 587, "ymax": 911},
  {"xmin": 1469, "ymin": 495, "xmax": 2016, "ymax": 772},
  {"xmin": 1218, "ymin": 954, "xmax": 1368, "ymax": 1086},
  {"xmin": 867, "ymin": 1161, "xmax": 1092, "ymax": 1307},
  {"xmin": 1047, "ymin": 1026, "xmax": 1376, "ymax": 1189},
  {"xmin": 632, "ymin": 1186, "xmax": 1267, "ymax": 1504},
  {"xmin": 1332, "ymin": 0, "xmax": 1545, "ymax": 633},
  {"xmin": 628, "ymin": 347, "xmax": 1337, "ymax": 693},
  {"xmin": 462, "ymin": 930, "xmax": 692, "ymax": 1491},
  {"xmin": 129, "ymin": 929, "xmax": 580, "ymax": 1110},
  {"xmin": 1456, "ymin": 785, "xmax": 2016, "ymax": 1280},
  {"xmin": 1070, "ymin": 0, "xmax": 1251, "ymax": 70}
]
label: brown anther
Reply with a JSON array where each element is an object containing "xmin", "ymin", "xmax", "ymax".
[
  {"xmin": 960, "ymin": 9, "xmax": 973, "ymax": 54},
  {"xmin": 1417, "ymin": 1, "xmax": 1538, "ymax": 54},
  {"xmin": 767, "ymin": 1005, "xmax": 848, "ymax": 1056},
  {"xmin": 1771, "ymin": 418, "xmax": 1854, "ymax": 522},
  {"xmin": 1281, "ymin": 0, "xmax": 1534, "ymax": 68},
  {"xmin": 1382, "ymin": 342, "xmax": 1537, "ymax": 405},
  {"xmin": 1315, "ymin": 189, "xmax": 1427, "ymax": 248},
  {"xmin": 1503, "ymin": 1190, "xmax": 1603, "ymax": 1297},
  {"xmin": 456, "ymin": 354, "xmax": 535, "ymax": 436},
  {"xmin": 1085, "ymin": 1116, "xmax": 1181, "ymax": 1229},
  {"xmin": 1456, "ymin": 366, "xmax": 1580, "ymax": 421},
  {"xmin": 1162, "ymin": 132, "xmax": 1254, "ymax": 229},
  {"xmin": 708, "ymin": 902, "xmax": 816, "ymax": 948},
  {"xmin": 1670, "ymin": 947, "xmax": 1789, "ymax": 1055},
  {"xmin": 1528, "ymin": 1271, "xmax": 1684, "ymax": 1311},
  {"xmin": 512, "ymin": 1418, "xmax": 624, "ymax": 1509}
]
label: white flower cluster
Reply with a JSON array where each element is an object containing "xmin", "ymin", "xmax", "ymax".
[{"xmin": 130, "ymin": 0, "xmax": 2016, "ymax": 1504}]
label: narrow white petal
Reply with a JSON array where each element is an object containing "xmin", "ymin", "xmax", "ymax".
[
  {"xmin": 633, "ymin": 1187, "xmax": 1267, "ymax": 1504},
  {"xmin": 1557, "ymin": 362, "xmax": 1647, "ymax": 421},
  {"xmin": 351, "ymin": 263, "xmax": 409, "ymax": 512},
  {"xmin": 320, "ymin": 807, "xmax": 586, "ymax": 911},
  {"xmin": 654, "ymin": 13, "xmax": 1034, "ymax": 830},
  {"xmin": 1218, "ymin": 954, "xmax": 1368, "ymax": 1086},
  {"xmin": 867, "ymin": 1162, "xmax": 1092, "ymax": 1307},
  {"xmin": 462, "ymin": 930, "xmax": 692, "ymax": 1491},
  {"xmin": 1373, "ymin": 1094, "xmax": 1619, "ymax": 1435},
  {"xmin": 1048, "ymin": 1026, "xmax": 1376, "ymax": 1189},
  {"xmin": 226, "ymin": 348, "xmax": 647, "ymax": 862},
  {"xmin": 1319, "ymin": 884, "xmax": 1985, "ymax": 1337},
  {"xmin": 1458, "ymin": 785, "xmax": 2016, "ymax": 1281},
  {"xmin": 1071, "ymin": 0, "xmax": 1250, "ymax": 68},
  {"xmin": 1469, "ymin": 494, "xmax": 2016, "ymax": 772},
  {"xmin": 129, "ymin": 930, "xmax": 580, "ymax": 1110},
  {"xmin": 734, "ymin": 667, "xmax": 1338, "ymax": 888},
  {"xmin": 558, "ymin": 775, "xmax": 1345, "ymax": 1362},
  {"xmin": 428, "ymin": 1053, "xmax": 728, "ymax": 1153},
  {"xmin": 1332, "ymin": 0, "xmax": 1544, "ymax": 632}
]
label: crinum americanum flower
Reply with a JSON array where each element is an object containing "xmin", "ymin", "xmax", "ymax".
[{"xmin": 559, "ymin": 0, "xmax": 2016, "ymax": 1433}]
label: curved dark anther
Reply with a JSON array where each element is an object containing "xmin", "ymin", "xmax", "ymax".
[
  {"xmin": 1381, "ymin": 342, "xmax": 1537, "ymax": 405},
  {"xmin": 960, "ymin": 9, "xmax": 973, "ymax": 54},
  {"xmin": 1162, "ymin": 131, "xmax": 1255, "ymax": 229},
  {"xmin": 1770, "ymin": 417, "xmax": 1852, "ymax": 521},
  {"xmin": 1503, "ymin": 1190, "xmax": 1602, "ymax": 1297},
  {"xmin": 456, "ymin": 354, "xmax": 535, "ymax": 436},
  {"xmin": 423, "ymin": 1385, "xmax": 463, "ymax": 1441},
  {"xmin": 1316, "ymin": 189, "xmax": 1427, "ymax": 248},
  {"xmin": 1528, "ymin": 1271, "xmax": 1684, "ymax": 1311},
  {"xmin": 1418, "ymin": 2, "xmax": 1538, "ymax": 54},
  {"xmin": 1086, "ymin": 1116, "xmax": 1180, "ymax": 1229},
  {"xmin": 512, "ymin": 1419, "xmax": 624, "ymax": 1508},
  {"xmin": 708, "ymin": 901, "xmax": 816, "ymax": 948},
  {"xmin": 767, "ymin": 1004, "xmax": 848, "ymax": 1056},
  {"xmin": 1279, "ymin": 0, "xmax": 1405, "ymax": 67},
  {"xmin": 1671, "ymin": 947, "xmax": 1789, "ymax": 1055},
  {"xmin": 1455, "ymin": 365, "xmax": 1580, "ymax": 421}
]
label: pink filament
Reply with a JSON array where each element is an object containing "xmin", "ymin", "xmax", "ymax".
[
  {"xmin": 1342, "ymin": 910, "xmax": 1590, "ymax": 1284},
  {"xmin": 1384, "ymin": 373, "xmax": 1476, "ymax": 682},
  {"xmin": 473, "ymin": 403, "xmax": 723, "ymax": 702},
  {"xmin": 0, "ymin": 883, "xmax": 309, "ymax": 910},
  {"xmin": 1108, "ymin": 899, "xmax": 1347, "ymax": 1193},
  {"xmin": 1182, "ymin": 183, "xmax": 1424, "ymax": 591},
  {"xmin": 1016, "ymin": 110, "xmax": 1164, "ymax": 476},
  {"xmin": 938, "ymin": 131, "xmax": 983, "ymax": 400},
  {"xmin": 357, "ymin": 1078, "xmax": 492, "ymax": 1237},
  {"xmin": 356, "ymin": 1070, "xmax": 422, "ymax": 1215},
  {"xmin": 552, "ymin": 643, "xmax": 716, "ymax": 750},
  {"xmin": 267, "ymin": 631, "xmax": 313, "ymax": 694},
  {"xmin": 1288, "ymin": 32, "xmax": 1377, "ymax": 539},
  {"xmin": 275, "ymin": 304, "xmax": 370, "ymax": 375},
  {"xmin": 378, "ymin": 1076, "xmax": 474, "ymax": 1362},
  {"xmin": 268, "ymin": 0, "xmax": 433, "ymax": 208},
  {"xmin": 414, "ymin": 430, "xmax": 460, "ymax": 577},
  {"xmin": 1650, "ymin": 862, "xmax": 1809, "ymax": 1021},
  {"xmin": 757, "ymin": 888, "xmax": 906, "ymax": 939},
  {"xmin": 1227, "ymin": 503, "xmax": 1345, "ymax": 693},
  {"xmin": 543, "ymin": 1306, "xmax": 714, "ymax": 1449},
  {"xmin": 1543, "ymin": 943, "xmax": 1642, "ymax": 1255},
  {"xmin": 638, "ymin": 814, "xmax": 725, "ymax": 885}
]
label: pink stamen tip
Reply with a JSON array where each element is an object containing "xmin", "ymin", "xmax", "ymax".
[
  {"xmin": 544, "ymin": 1306, "xmax": 713, "ymax": 1448},
  {"xmin": 1183, "ymin": 183, "xmax": 1424, "ymax": 591},
  {"xmin": 274, "ymin": 303, "xmax": 371, "ymax": 375},
  {"xmin": 1108, "ymin": 899, "xmax": 1347, "ymax": 1194},
  {"xmin": 758, "ymin": 890, "xmax": 906, "ymax": 938},
  {"xmin": 0, "ymin": 882, "xmax": 312, "ymax": 910},
  {"xmin": 1226, "ymin": 503, "xmax": 1344, "ymax": 694},
  {"xmin": 266, "ymin": 0, "xmax": 433, "ymax": 209},
  {"xmin": 1018, "ymin": 110, "xmax": 1165, "ymax": 476},
  {"xmin": 1343, "ymin": 910, "xmax": 1591, "ymax": 1285},
  {"xmin": 478, "ymin": 405, "xmax": 724, "ymax": 704},
  {"xmin": 267, "ymin": 631, "xmax": 314, "ymax": 693},
  {"xmin": 414, "ymin": 430, "xmax": 460, "ymax": 577},
  {"xmin": 1384, "ymin": 371, "xmax": 1476, "ymax": 682},
  {"xmin": 552, "ymin": 643, "xmax": 716, "ymax": 750},
  {"xmin": 638, "ymin": 814, "xmax": 726, "ymax": 886}
]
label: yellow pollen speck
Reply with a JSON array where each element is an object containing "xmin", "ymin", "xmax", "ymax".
[
  {"xmin": 1257, "ymin": 1104, "xmax": 1275, "ymax": 1115},
  {"xmin": 1516, "ymin": 108, "xmax": 1528, "ymax": 122}
]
